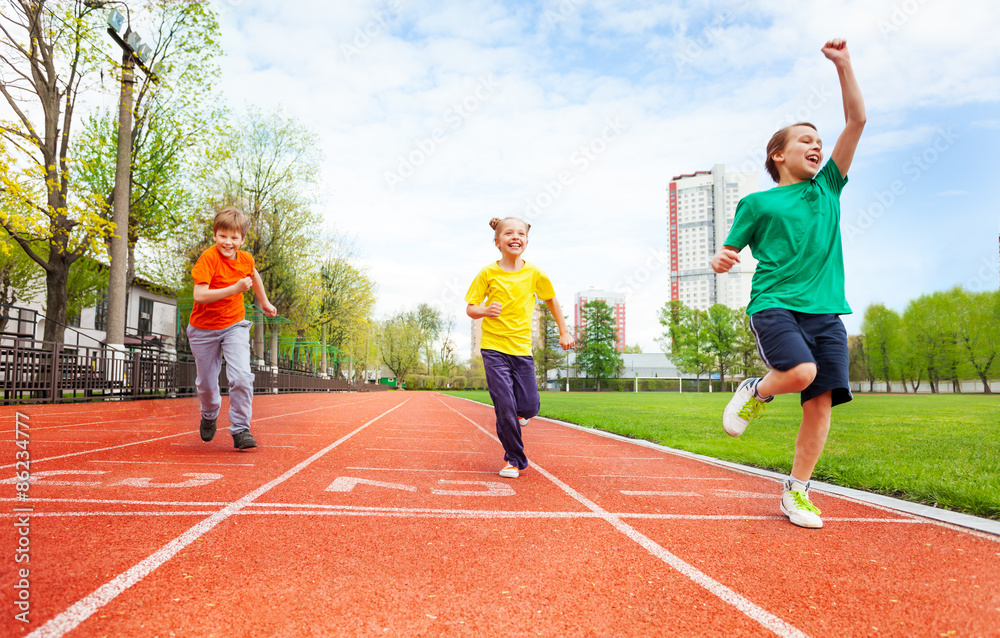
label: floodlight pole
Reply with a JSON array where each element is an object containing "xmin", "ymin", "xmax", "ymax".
[
  {"xmin": 105, "ymin": 45, "xmax": 134, "ymax": 352},
  {"xmin": 101, "ymin": 5, "xmax": 157, "ymax": 352}
]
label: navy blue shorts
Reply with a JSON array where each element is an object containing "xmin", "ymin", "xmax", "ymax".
[{"xmin": 749, "ymin": 308, "xmax": 853, "ymax": 407}]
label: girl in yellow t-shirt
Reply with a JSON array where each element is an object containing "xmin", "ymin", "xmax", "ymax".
[{"xmin": 465, "ymin": 217, "xmax": 575, "ymax": 478}]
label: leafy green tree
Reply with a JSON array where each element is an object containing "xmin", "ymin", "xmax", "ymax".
[
  {"xmin": 702, "ymin": 304, "xmax": 741, "ymax": 388},
  {"xmin": 212, "ymin": 107, "xmax": 324, "ymax": 321},
  {"xmin": 903, "ymin": 293, "xmax": 951, "ymax": 393},
  {"xmin": 732, "ymin": 310, "xmax": 766, "ymax": 380},
  {"xmin": 861, "ymin": 304, "xmax": 902, "ymax": 391},
  {"xmin": 657, "ymin": 300, "xmax": 712, "ymax": 385},
  {"xmin": 415, "ymin": 302, "xmax": 443, "ymax": 373},
  {"xmin": 312, "ymin": 237, "xmax": 376, "ymax": 377},
  {"xmin": 377, "ymin": 309, "xmax": 427, "ymax": 381},
  {"xmin": 73, "ymin": 0, "xmax": 224, "ymax": 292},
  {"xmin": 533, "ymin": 300, "xmax": 567, "ymax": 389},
  {"xmin": 0, "ymin": 231, "xmax": 44, "ymax": 330},
  {"xmin": 0, "ymin": 1, "xmax": 113, "ymax": 342},
  {"xmin": 847, "ymin": 334, "xmax": 874, "ymax": 391},
  {"xmin": 954, "ymin": 288, "xmax": 1000, "ymax": 394},
  {"xmin": 576, "ymin": 300, "xmax": 622, "ymax": 390}
]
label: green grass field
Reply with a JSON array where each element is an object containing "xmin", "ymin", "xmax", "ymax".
[{"xmin": 443, "ymin": 390, "xmax": 1000, "ymax": 520}]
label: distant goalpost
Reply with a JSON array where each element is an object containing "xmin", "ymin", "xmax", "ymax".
[{"xmin": 632, "ymin": 377, "xmax": 685, "ymax": 393}]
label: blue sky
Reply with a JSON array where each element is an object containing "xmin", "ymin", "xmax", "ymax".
[{"xmin": 211, "ymin": 0, "xmax": 1000, "ymax": 358}]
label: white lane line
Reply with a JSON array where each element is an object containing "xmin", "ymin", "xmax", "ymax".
[
  {"xmin": 0, "ymin": 507, "xmax": 927, "ymax": 525},
  {"xmin": 545, "ymin": 455, "xmax": 663, "ymax": 460},
  {"xmin": 591, "ymin": 475, "xmax": 732, "ymax": 480},
  {"xmin": 375, "ymin": 437, "xmax": 475, "ymax": 442},
  {"xmin": 0, "ymin": 432, "xmax": 194, "ymax": 469},
  {"xmin": 0, "ymin": 497, "xmax": 231, "ymax": 506},
  {"xmin": 88, "ymin": 460, "xmax": 255, "ymax": 467},
  {"xmin": 365, "ymin": 448, "xmax": 487, "ymax": 454},
  {"xmin": 621, "ymin": 491, "xmax": 702, "ymax": 497},
  {"xmin": 440, "ymin": 396, "xmax": 811, "ymax": 638},
  {"xmin": 346, "ymin": 467, "xmax": 495, "ymax": 474},
  {"xmin": 24, "ymin": 398, "xmax": 411, "ymax": 638}
]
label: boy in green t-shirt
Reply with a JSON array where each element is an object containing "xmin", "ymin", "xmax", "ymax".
[{"xmin": 711, "ymin": 39, "xmax": 865, "ymax": 529}]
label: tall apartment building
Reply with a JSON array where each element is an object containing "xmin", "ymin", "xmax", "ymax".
[
  {"xmin": 667, "ymin": 164, "xmax": 758, "ymax": 311},
  {"xmin": 574, "ymin": 288, "xmax": 626, "ymax": 352}
]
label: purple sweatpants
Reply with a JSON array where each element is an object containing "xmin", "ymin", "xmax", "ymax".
[{"xmin": 481, "ymin": 349, "xmax": 540, "ymax": 470}]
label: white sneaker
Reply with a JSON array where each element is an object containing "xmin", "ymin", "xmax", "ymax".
[
  {"xmin": 722, "ymin": 377, "xmax": 772, "ymax": 437},
  {"xmin": 781, "ymin": 481, "xmax": 823, "ymax": 528},
  {"xmin": 518, "ymin": 417, "xmax": 529, "ymax": 427},
  {"xmin": 499, "ymin": 463, "xmax": 519, "ymax": 478}
]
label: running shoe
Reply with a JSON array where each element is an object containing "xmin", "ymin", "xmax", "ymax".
[
  {"xmin": 232, "ymin": 431, "xmax": 257, "ymax": 450},
  {"xmin": 518, "ymin": 417, "xmax": 529, "ymax": 427},
  {"xmin": 781, "ymin": 481, "xmax": 823, "ymax": 528},
  {"xmin": 499, "ymin": 462, "xmax": 519, "ymax": 478},
  {"xmin": 722, "ymin": 377, "xmax": 772, "ymax": 437},
  {"xmin": 200, "ymin": 416, "xmax": 217, "ymax": 442}
]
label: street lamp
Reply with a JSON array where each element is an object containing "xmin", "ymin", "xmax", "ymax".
[{"xmin": 97, "ymin": 3, "xmax": 158, "ymax": 354}]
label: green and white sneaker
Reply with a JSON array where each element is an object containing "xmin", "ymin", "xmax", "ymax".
[
  {"xmin": 781, "ymin": 481, "xmax": 823, "ymax": 528},
  {"xmin": 722, "ymin": 377, "xmax": 772, "ymax": 437}
]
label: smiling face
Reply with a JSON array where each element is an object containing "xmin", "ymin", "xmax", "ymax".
[
  {"xmin": 772, "ymin": 124, "xmax": 823, "ymax": 184},
  {"xmin": 213, "ymin": 226, "xmax": 245, "ymax": 260},
  {"xmin": 494, "ymin": 219, "xmax": 529, "ymax": 259}
]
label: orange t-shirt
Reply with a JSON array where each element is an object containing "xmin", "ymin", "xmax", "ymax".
[{"xmin": 189, "ymin": 245, "xmax": 255, "ymax": 330}]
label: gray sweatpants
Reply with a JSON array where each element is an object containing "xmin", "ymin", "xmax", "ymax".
[{"xmin": 186, "ymin": 319, "xmax": 254, "ymax": 435}]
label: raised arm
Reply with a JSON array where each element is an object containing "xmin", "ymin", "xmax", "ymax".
[{"xmin": 824, "ymin": 39, "xmax": 866, "ymax": 178}]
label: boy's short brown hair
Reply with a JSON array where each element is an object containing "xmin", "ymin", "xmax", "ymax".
[
  {"xmin": 764, "ymin": 122, "xmax": 817, "ymax": 183},
  {"xmin": 213, "ymin": 206, "xmax": 250, "ymax": 237}
]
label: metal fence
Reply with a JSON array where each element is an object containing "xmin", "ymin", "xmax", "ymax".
[{"xmin": 0, "ymin": 337, "xmax": 386, "ymax": 405}]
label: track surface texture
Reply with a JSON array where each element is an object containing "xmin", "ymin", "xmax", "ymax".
[{"xmin": 1, "ymin": 392, "xmax": 998, "ymax": 637}]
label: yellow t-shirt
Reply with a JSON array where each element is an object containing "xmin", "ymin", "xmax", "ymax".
[{"xmin": 465, "ymin": 261, "xmax": 556, "ymax": 357}]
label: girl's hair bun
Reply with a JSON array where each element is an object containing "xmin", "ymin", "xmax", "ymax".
[{"xmin": 489, "ymin": 217, "xmax": 502, "ymax": 230}]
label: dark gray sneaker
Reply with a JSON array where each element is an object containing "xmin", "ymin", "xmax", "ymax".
[
  {"xmin": 200, "ymin": 417, "xmax": 217, "ymax": 442},
  {"xmin": 232, "ymin": 431, "xmax": 257, "ymax": 450}
]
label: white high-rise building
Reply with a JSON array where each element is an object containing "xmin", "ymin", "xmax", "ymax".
[{"xmin": 667, "ymin": 164, "xmax": 758, "ymax": 311}]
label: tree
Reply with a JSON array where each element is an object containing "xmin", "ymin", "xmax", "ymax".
[
  {"xmin": 657, "ymin": 300, "xmax": 712, "ymax": 385},
  {"xmin": 0, "ymin": 230, "xmax": 44, "ymax": 332},
  {"xmin": 954, "ymin": 288, "xmax": 1000, "ymax": 394},
  {"xmin": 702, "ymin": 304, "xmax": 740, "ymax": 389},
  {"xmin": 576, "ymin": 300, "xmax": 622, "ymax": 390},
  {"xmin": 861, "ymin": 304, "xmax": 902, "ymax": 391},
  {"xmin": 533, "ymin": 300, "xmax": 567, "ymax": 389},
  {"xmin": 377, "ymin": 310, "xmax": 426, "ymax": 382},
  {"xmin": 732, "ymin": 310, "xmax": 766, "ymax": 380},
  {"xmin": 415, "ymin": 302, "xmax": 443, "ymax": 373},
  {"xmin": 212, "ymin": 107, "xmax": 324, "ymax": 321},
  {"xmin": 314, "ymin": 246, "xmax": 376, "ymax": 377},
  {"xmin": 847, "ymin": 334, "xmax": 874, "ymax": 392},
  {"xmin": 0, "ymin": 1, "xmax": 113, "ymax": 342},
  {"xmin": 621, "ymin": 343, "xmax": 643, "ymax": 354},
  {"xmin": 73, "ymin": 1, "xmax": 224, "ymax": 292}
]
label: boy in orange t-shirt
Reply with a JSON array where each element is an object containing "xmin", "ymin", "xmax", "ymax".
[{"xmin": 187, "ymin": 206, "xmax": 276, "ymax": 449}]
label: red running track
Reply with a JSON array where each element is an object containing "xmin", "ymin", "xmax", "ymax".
[{"xmin": 1, "ymin": 392, "xmax": 998, "ymax": 637}]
